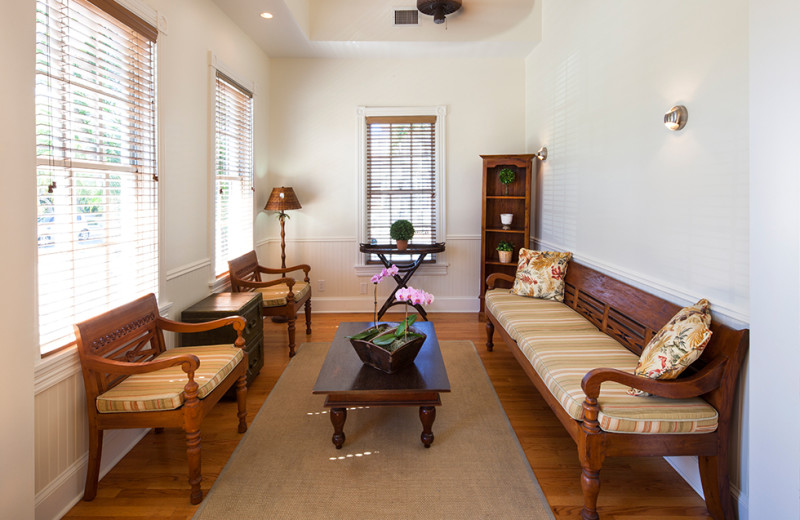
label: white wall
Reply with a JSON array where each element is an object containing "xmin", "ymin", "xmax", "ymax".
[
  {"xmin": 0, "ymin": 1, "xmax": 36, "ymax": 518},
  {"xmin": 524, "ymin": 0, "xmax": 750, "ymax": 513},
  {"xmin": 265, "ymin": 57, "xmax": 526, "ymax": 309},
  {"xmin": 27, "ymin": 1, "xmax": 272, "ymax": 518},
  {"xmin": 749, "ymin": 0, "xmax": 800, "ymax": 518}
]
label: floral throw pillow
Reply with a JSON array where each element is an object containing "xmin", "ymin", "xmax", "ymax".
[
  {"xmin": 628, "ymin": 299, "xmax": 713, "ymax": 396},
  {"xmin": 510, "ymin": 249, "xmax": 572, "ymax": 302}
]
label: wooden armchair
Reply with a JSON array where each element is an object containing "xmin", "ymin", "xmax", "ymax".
[
  {"xmin": 74, "ymin": 293, "xmax": 248, "ymax": 504},
  {"xmin": 228, "ymin": 250, "xmax": 312, "ymax": 357}
]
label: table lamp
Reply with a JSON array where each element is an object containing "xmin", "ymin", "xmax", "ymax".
[{"xmin": 265, "ymin": 186, "xmax": 302, "ymax": 269}]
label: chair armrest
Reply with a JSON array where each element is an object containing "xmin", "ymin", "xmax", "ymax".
[
  {"xmin": 258, "ymin": 264, "xmax": 311, "ymax": 278},
  {"xmin": 486, "ymin": 273, "xmax": 515, "ymax": 290},
  {"xmin": 157, "ymin": 316, "xmax": 247, "ymax": 348},
  {"xmin": 581, "ymin": 358, "xmax": 727, "ymax": 400},
  {"xmin": 83, "ymin": 353, "xmax": 200, "ymax": 376},
  {"xmin": 234, "ymin": 277, "xmax": 295, "ymax": 290}
]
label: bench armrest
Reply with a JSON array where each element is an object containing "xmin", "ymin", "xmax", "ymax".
[
  {"xmin": 233, "ymin": 276, "xmax": 295, "ymax": 291},
  {"xmin": 581, "ymin": 358, "xmax": 727, "ymax": 400},
  {"xmin": 157, "ymin": 316, "xmax": 246, "ymax": 348},
  {"xmin": 486, "ymin": 272, "xmax": 515, "ymax": 290},
  {"xmin": 82, "ymin": 352, "xmax": 201, "ymax": 376},
  {"xmin": 258, "ymin": 264, "xmax": 311, "ymax": 280}
]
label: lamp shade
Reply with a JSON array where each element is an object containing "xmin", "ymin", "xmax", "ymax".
[{"xmin": 265, "ymin": 186, "xmax": 302, "ymax": 212}]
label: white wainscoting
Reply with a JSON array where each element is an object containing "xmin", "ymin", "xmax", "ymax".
[{"xmin": 256, "ymin": 235, "xmax": 483, "ymax": 313}]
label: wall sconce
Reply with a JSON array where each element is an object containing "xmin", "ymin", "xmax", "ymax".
[
  {"xmin": 535, "ymin": 147, "xmax": 548, "ymax": 161},
  {"xmin": 664, "ymin": 105, "xmax": 688, "ymax": 131}
]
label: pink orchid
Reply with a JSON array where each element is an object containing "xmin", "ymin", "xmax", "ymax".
[
  {"xmin": 371, "ymin": 265, "xmax": 399, "ymax": 325},
  {"xmin": 393, "ymin": 286, "xmax": 434, "ymax": 340}
]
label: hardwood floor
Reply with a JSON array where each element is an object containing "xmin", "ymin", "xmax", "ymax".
[{"xmin": 63, "ymin": 313, "xmax": 711, "ymax": 519}]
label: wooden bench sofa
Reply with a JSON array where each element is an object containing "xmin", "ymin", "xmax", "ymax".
[
  {"xmin": 74, "ymin": 293, "xmax": 249, "ymax": 504},
  {"xmin": 484, "ymin": 262, "xmax": 748, "ymax": 520}
]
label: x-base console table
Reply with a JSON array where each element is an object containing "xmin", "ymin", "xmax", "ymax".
[{"xmin": 359, "ymin": 242, "xmax": 445, "ymax": 321}]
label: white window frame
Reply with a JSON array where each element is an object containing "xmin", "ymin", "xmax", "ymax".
[
  {"xmin": 208, "ymin": 53, "xmax": 255, "ymax": 286},
  {"xmin": 34, "ymin": 0, "xmax": 160, "ymax": 357},
  {"xmin": 355, "ymin": 105, "xmax": 447, "ymax": 276}
]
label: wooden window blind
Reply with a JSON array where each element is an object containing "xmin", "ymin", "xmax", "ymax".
[
  {"xmin": 365, "ymin": 115, "xmax": 438, "ymax": 263},
  {"xmin": 35, "ymin": 0, "xmax": 158, "ymax": 355},
  {"xmin": 214, "ymin": 71, "xmax": 254, "ymax": 275}
]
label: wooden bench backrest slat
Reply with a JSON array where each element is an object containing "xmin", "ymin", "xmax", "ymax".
[
  {"xmin": 228, "ymin": 250, "xmax": 262, "ymax": 292},
  {"xmin": 562, "ymin": 261, "xmax": 748, "ymax": 427},
  {"xmin": 74, "ymin": 293, "xmax": 166, "ymax": 396}
]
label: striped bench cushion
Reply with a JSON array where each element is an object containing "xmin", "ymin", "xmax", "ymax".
[
  {"xmin": 485, "ymin": 288, "xmax": 597, "ymax": 342},
  {"xmin": 255, "ymin": 280, "xmax": 310, "ymax": 307},
  {"xmin": 96, "ymin": 345, "xmax": 244, "ymax": 413},
  {"xmin": 518, "ymin": 330, "xmax": 719, "ymax": 434}
]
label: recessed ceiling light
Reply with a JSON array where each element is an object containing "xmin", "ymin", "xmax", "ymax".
[{"xmin": 260, "ymin": 12, "xmax": 273, "ymax": 19}]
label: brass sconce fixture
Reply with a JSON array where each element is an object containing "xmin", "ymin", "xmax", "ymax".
[
  {"xmin": 535, "ymin": 147, "xmax": 548, "ymax": 161},
  {"xmin": 664, "ymin": 105, "xmax": 688, "ymax": 131}
]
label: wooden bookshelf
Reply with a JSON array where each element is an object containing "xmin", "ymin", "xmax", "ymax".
[{"xmin": 479, "ymin": 154, "xmax": 534, "ymax": 318}]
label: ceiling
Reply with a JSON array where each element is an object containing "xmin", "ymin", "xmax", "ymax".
[{"xmin": 210, "ymin": 0, "xmax": 541, "ymax": 59}]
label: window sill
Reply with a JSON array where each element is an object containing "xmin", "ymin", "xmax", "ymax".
[{"xmin": 354, "ymin": 262, "xmax": 448, "ymax": 277}]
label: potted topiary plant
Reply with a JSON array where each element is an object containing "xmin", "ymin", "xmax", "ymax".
[
  {"xmin": 497, "ymin": 240, "xmax": 514, "ymax": 263},
  {"xmin": 498, "ymin": 168, "xmax": 516, "ymax": 195},
  {"xmin": 390, "ymin": 219, "xmax": 415, "ymax": 250}
]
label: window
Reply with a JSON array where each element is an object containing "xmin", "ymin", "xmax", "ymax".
[
  {"xmin": 213, "ymin": 71, "xmax": 253, "ymax": 275},
  {"xmin": 359, "ymin": 107, "xmax": 446, "ymax": 265},
  {"xmin": 35, "ymin": 0, "xmax": 158, "ymax": 355}
]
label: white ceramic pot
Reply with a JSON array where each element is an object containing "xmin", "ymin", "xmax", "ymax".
[{"xmin": 500, "ymin": 213, "xmax": 513, "ymax": 229}]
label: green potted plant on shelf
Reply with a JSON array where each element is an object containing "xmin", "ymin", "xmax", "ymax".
[
  {"xmin": 496, "ymin": 240, "xmax": 514, "ymax": 263},
  {"xmin": 498, "ymin": 168, "xmax": 516, "ymax": 194},
  {"xmin": 390, "ymin": 219, "xmax": 415, "ymax": 250}
]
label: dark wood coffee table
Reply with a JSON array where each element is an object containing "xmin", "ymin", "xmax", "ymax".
[{"xmin": 312, "ymin": 321, "xmax": 451, "ymax": 449}]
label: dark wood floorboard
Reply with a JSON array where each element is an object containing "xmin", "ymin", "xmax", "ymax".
[{"xmin": 63, "ymin": 312, "xmax": 711, "ymax": 519}]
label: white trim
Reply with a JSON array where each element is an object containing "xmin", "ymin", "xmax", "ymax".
[
  {"xmin": 34, "ymin": 349, "xmax": 81, "ymax": 395},
  {"xmin": 354, "ymin": 262, "xmax": 448, "ymax": 277},
  {"xmin": 114, "ymin": 0, "xmax": 157, "ymax": 26},
  {"xmin": 208, "ymin": 53, "xmax": 256, "ymax": 94},
  {"xmin": 260, "ymin": 236, "xmax": 356, "ymax": 243},
  {"xmin": 34, "ymin": 429, "xmax": 147, "ymax": 520},
  {"xmin": 165, "ymin": 258, "xmax": 210, "ymax": 281},
  {"xmin": 308, "ymin": 295, "xmax": 478, "ymax": 313},
  {"xmin": 534, "ymin": 237, "xmax": 749, "ymax": 326}
]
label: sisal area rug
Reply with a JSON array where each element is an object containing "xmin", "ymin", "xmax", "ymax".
[{"xmin": 194, "ymin": 341, "xmax": 554, "ymax": 519}]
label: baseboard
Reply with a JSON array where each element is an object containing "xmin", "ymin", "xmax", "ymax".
[
  {"xmin": 665, "ymin": 456, "xmax": 748, "ymax": 518},
  {"xmin": 35, "ymin": 428, "xmax": 147, "ymax": 520},
  {"xmin": 309, "ymin": 296, "xmax": 479, "ymax": 314}
]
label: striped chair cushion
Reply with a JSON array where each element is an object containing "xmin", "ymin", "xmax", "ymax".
[
  {"xmin": 255, "ymin": 281, "xmax": 310, "ymax": 307},
  {"xmin": 518, "ymin": 330, "xmax": 719, "ymax": 434},
  {"xmin": 96, "ymin": 345, "xmax": 244, "ymax": 413},
  {"xmin": 485, "ymin": 288, "xmax": 597, "ymax": 342}
]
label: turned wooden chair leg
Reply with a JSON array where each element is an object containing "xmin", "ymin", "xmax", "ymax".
[
  {"xmin": 236, "ymin": 374, "xmax": 248, "ymax": 434},
  {"xmin": 287, "ymin": 314, "xmax": 297, "ymax": 357},
  {"xmin": 699, "ymin": 451, "xmax": 734, "ymax": 520},
  {"xmin": 485, "ymin": 319, "xmax": 495, "ymax": 351},
  {"xmin": 83, "ymin": 427, "xmax": 103, "ymax": 501},
  {"xmin": 186, "ymin": 428, "xmax": 203, "ymax": 505},
  {"xmin": 579, "ymin": 400, "xmax": 605, "ymax": 520},
  {"xmin": 304, "ymin": 299, "xmax": 312, "ymax": 335}
]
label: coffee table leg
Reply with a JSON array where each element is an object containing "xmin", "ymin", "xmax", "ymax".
[
  {"xmin": 330, "ymin": 407, "xmax": 347, "ymax": 449},
  {"xmin": 419, "ymin": 406, "xmax": 436, "ymax": 448}
]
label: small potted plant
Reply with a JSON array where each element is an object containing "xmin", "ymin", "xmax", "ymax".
[
  {"xmin": 390, "ymin": 219, "xmax": 415, "ymax": 250},
  {"xmin": 497, "ymin": 241, "xmax": 514, "ymax": 263},
  {"xmin": 498, "ymin": 168, "xmax": 516, "ymax": 195}
]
